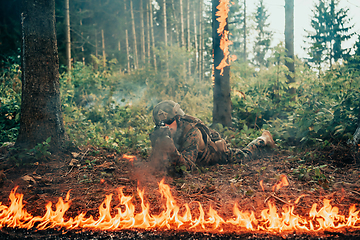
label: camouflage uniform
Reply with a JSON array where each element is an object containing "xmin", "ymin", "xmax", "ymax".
[{"xmin": 151, "ymin": 100, "xmax": 270, "ymax": 172}]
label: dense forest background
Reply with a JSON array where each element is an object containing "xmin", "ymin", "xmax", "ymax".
[{"xmin": 0, "ymin": 0, "xmax": 359, "ymax": 160}]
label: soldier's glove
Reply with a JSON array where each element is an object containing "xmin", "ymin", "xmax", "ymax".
[
  {"xmin": 150, "ymin": 126, "xmax": 172, "ymax": 147},
  {"xmin": 156, "ymin": 136, "xmax": 176, "ymax": 153}
]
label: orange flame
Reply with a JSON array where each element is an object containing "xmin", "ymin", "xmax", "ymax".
[
  {"xmin": 272, "ymin": 175, "xmax": 289, "ymax": 192},
  {"xmin": 215, "ymin": 0, "xmax": 237, "ymax": 75},
  {"xmin": 122, "ymin": 154, "xmax": 137, "ymax": 163},
  {"xmin": 1, "ymin": 180, "xmax": 360, "ymax": 233}
]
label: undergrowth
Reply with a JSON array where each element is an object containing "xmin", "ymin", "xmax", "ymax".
[{"xmin": 1, "ymin": 46, "xmax": 359, "ymax": 160}]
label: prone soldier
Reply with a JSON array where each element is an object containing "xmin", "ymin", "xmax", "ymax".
[{"xmin": 149, "ymin": 100, "xmax": 276, "ymax": 174}]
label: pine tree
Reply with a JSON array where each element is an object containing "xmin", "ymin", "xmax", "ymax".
[
  {"xmin": 306, "ymin": 0, "xmax": 354, "ymax": 68},
  {"xmin": 252, "ymin": 0, "xmax": 273, "ymax": 67}
]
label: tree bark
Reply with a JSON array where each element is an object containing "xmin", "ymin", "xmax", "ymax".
[
  {"xmin": 65, "ymin": 0, "xmax": 71, "ymax": 72},
  {"xmin": 149, "ymin": 0, "xmax": 157, "ymax": 71},
  {"xmin": 285, "ymin": 0, "xmax": 295, "ymax": 95},
  {"xmin": 140, "ymin": 0, "xmax": 146, "ymax": 65},
  {"xmin": 212, "ymin": 0, "xmax": 232, "ymax": 127},
  {"xmin": 130, "ymin": 0, "xmax": 138, "ymax": 69},
  {"xmin": 17, "ymin": 0, "xmax": 65, "ymax": 150}
]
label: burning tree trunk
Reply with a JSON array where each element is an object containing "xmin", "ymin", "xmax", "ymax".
[
  {"xmin": 212, "ymin": 0, "xmax": 232, "ymax": 127},
  {"xmin": 17, "ymin": 0, "xmax": 65, "ymax": 150},
  {"xmin": 65, "ymin": 0, "xmax": 71, "ymax": 73},
  {"xmin": 140, "ymin": 0, "xmax": 146, "ymax": 65},
  {"xmin": 130, "ymin": 0, "xmax": 138, "ymax": 69},
  {"xmin": 149, "ymin": 0, "xmax": 157, "ymax": 71},
  {"xmin": 285, "ymin": 0, "xmax": 295, "ymax": 96}
]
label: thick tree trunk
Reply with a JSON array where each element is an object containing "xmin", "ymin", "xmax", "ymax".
[
  {"xmin": 285, "ymin": 0, "xmax": 295, "ymax": 95},
  {"xmin": 65, "ymin": 0, "xmax": 71, "ymax": 72},
  {"xmin": 180, "ymin": 0, "xmax": 185, "ymax": 47},
  {"xmin": 17, "ymin": 0, "xmax": 65, "ymax": 150},
  {"xmin": 212, "ymin": 0, "xmax": 232, "ymax": 127},
  {"xmin": 130, "ymin": 0, "xmax": 138, "ymax": 69},
  {"xmin": 149, "ymin": 0, "xmax": 157, "ymax": 71},
  {"xmin": 140, "ymin": 0, "xmax": 146, "ymax": 65}
]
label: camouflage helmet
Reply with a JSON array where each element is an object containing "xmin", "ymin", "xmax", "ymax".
[{"xmin": 153, "ymin": 100, "xmax": 185, "ymax": 125}]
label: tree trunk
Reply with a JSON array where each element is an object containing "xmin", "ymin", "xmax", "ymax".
[
  {"xmin": 149, "ymin": 0, "xmax": 157, "ymax": 71},
  {"xmin": 17, "ymin": 0, "xmax": 65, "ymax": 150},
  {"xmin": 101, "ymin": 29, "xmax": 106, "ymax": 68},
  {"xmin": 163, "ymin": 0, "xmax": 169, "ymax": 77},
  {"xmin": 193, "ymin": 1, "xmax": 198, "ymax": 74},
  {"xmin": 199, "ymin": 0, "xmax": 203, "ymax": 81},
  {"xmin": 65, "ymin": 0, "xmax": 71, "ymax": 72},
  {"xmin": 187, "ymin": 0, "xmax": 191, "ymax": 74},
  {"xmin": 124, "ymin": 0, "xmax": 130, "ymax": 72},
  {"xmin": 130, "ymin": 0, "xmax": 138, "ymax": 69},
  {"xmin": 243, "ymin": 0, "xmax": 247, "ymax": 62},
  {"xmin": 285, "ymin": 0, "xmax": 295, "ymax": 95},
  {"xmin": 212, "ymin": 0, "xmax": 232, "ymax": 127},
  {"xmin": 180, "ymin": 0, "xmax": 185, "ymax": 47},
  {"xmin": 79, "ymin": 8, "xmax": 85, "ymax": 65},
  {"xmin": 171, "ymin": 0, "xmax": 179, "ymax": 47},
  {"xmin": 140, "ymin": 0, "xmax": 146, "ymax": 65},
  {"xmin": 146, "ymin": 1, "xmax": 151, "ymax": 65}
]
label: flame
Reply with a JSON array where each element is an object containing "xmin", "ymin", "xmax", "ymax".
[
  {"xmin": 1, "ymin": 180, "xmax": 360, "ymax": 233},
  {"xmin": 272, "ymin": 175, "xmax": 289, "ymax": 192},
  {"xmin": 122, "ymin": 154, "xmax": 137, "ymax": 163},
  {"xmin": 215, "ymin": 0, "xmax": 237, "ymax": 75}
]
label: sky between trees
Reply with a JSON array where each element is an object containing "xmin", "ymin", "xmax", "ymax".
[{"xmin": 246, "ymin": 0, "xmax": 360, "ymax": 58}]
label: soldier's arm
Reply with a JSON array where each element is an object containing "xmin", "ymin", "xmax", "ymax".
[{"xmin": 169, "ymin": 128, "xmax": 203, "ymax": 171}]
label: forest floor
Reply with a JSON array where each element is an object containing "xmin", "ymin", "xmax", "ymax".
[{"xmin": 0, "ymin": 143, "xmax": 360, "ymax": 239}]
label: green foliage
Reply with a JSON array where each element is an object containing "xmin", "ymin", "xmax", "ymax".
[
  {"xmin": 0, "ymin": 63, "xmax": 21, "ymax": 143},
  {"xmin": 231, "ymin": 43, "xmax": 359, "ymax": 148}
]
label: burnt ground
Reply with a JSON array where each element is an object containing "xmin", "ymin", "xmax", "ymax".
[{"xmin": 0, "ymin": 143, "xmax": 360, "ymax": 239}]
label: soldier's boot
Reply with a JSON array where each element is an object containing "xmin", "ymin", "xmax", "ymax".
[
  {"xmin": 242, "ymin": 131, "xmax": 276, "ymax": 159},
  {"xmin": 258, "ymin": 130, "xmax": 276, "ymax": 148}
]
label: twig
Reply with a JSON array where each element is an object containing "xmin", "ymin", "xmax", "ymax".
[
  {"xmin": 264, "ymin": 194, "xmax": 293, "ymax": 206},
  {"xmin": 63, "ymin": 166, "xmax": 74, "ymax": 177},
  {"xmin": 81, "ymin": 148, "xmax": 90, "ymax": 161},
  {"xmin": 351, "ymin": 190, "xmax": 360, "ymax": 197}
]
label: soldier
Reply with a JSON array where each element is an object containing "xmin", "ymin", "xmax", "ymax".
[{"xmin": 150, "ymin": 100, "xmax": 276, "ymax": 174}]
